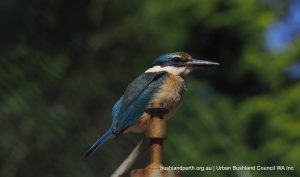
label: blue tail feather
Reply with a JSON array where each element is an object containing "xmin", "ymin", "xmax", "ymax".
[{"xmin": 84, "ymin": 129, "xmax": 112, "ymax": 158}]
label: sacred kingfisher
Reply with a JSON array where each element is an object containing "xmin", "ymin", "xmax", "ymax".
[{"xmin": 85, "ymin": 52, "xmax": 219, "ymax": 157}]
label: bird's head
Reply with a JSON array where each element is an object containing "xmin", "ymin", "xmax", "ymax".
[{"xmin": 145, "ymin": 52, "xmax": 219, "ymax": 76}]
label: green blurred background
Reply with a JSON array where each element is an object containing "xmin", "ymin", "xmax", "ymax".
[{"xmin": 1, "ymin": 0, "xmax": 300, "ymax": 177}]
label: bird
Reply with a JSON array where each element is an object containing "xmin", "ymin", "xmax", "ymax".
[{"xmin": 85, "ymin": 52, "xmax": 219, "ymax": 157}]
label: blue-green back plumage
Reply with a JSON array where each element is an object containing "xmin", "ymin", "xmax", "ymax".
[
  {"xmin": 112, "ymin": 71, "xmax": 167, "ymax": 134},
  {"xmin": 85, "ymin": 72, "xmax": 167, "ymax": 157}
]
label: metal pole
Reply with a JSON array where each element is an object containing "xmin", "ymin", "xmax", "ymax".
[{"xmin": 131, "ymin": 103, "xmax": 180, "ymax": 177}]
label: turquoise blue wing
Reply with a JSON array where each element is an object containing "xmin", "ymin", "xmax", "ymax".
[{"xmin": 111, "ymin": 72, "xmax": 167, "ymax": 134}]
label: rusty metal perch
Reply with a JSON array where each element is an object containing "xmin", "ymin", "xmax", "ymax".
[{"xmin": 112, "ymin": 102, "xmax": 180, "ymax": 177}]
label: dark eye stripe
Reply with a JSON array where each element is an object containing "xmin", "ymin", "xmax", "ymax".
[
  {"xmin": 173, "ymin": 57, "xmax": 181, "ymax": 62},
  {"xmin": 173, "ymin": 57, "xmax": 186, "ymax": 66},
  {"xmin": 151, "ymin": 57, "xmax": 185, "ymax": 67}
]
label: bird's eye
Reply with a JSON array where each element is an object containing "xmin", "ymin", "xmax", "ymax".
[{"xmin": 173, "ymin": 57, "xmax": 182, "ymax": 63}]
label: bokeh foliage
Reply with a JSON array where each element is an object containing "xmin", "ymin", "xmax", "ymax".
[{"xmin": 0, "ymin": 0, "xmax": 299, "ymax": 177}]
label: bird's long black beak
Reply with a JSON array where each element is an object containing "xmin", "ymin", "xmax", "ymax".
[{"xmin": 185, "ymin": 59, "xmax": 219, "ymax": 68}]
